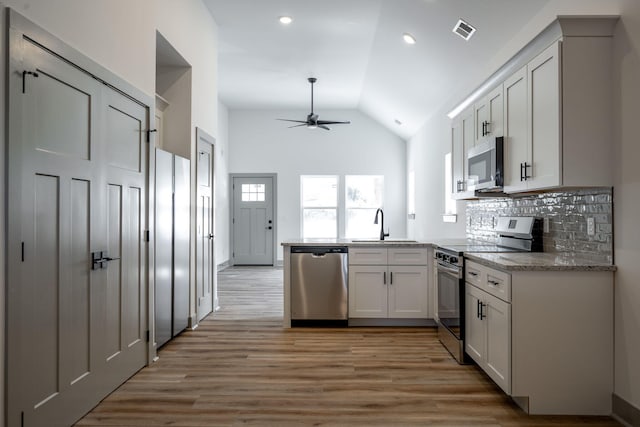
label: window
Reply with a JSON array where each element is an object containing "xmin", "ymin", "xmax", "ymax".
[
  {"xmin": 345, "ymin": 175, "xmax": 384, "ymax": 238},
  {"xmin": 241, "ymin": 183, "xmax": 266, "ymax": 202},
  {"xmin": 301, "ymin": 176, "xmax": 338, "ymax": 238}
]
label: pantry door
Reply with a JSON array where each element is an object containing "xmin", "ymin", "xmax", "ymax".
[{"xmin": 6, "ymin": 14, "xmax": 149, "ymax": 427}]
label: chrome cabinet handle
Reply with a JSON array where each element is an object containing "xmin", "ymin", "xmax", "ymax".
[
  {"xmin": 468, "ymin": 271, "xmax": 478, "ymax": 277},
  {"xmin": 488, "ymin": 279, "xmax": 500, "ymax": 286}
]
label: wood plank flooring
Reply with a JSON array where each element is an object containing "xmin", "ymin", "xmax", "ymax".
[{"xmin": 76, "ymin": 266, "xmax": 620, "ymax": 426}]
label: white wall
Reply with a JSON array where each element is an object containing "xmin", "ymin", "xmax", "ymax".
[
  {"xmin": 0, "ymin": 1, "xmax": 221, "ymax": 422},
  {"xmin": 216, "ymin": 102, "xmax": 231, "ymax": 266},
  {"xmin": 406, "ymin": 115, "xmax": 467, "ymax": 240},
  {"xmin": 228, "ymin": 109, "xmax": 406, "ymax": 261}
]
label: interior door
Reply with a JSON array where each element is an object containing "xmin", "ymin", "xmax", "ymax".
[
  {"xmin": 232, "ymin": 176, "xmax": 274, "ymax": 265},
  {"xmin": 196, "ymin": 131, "xmax": 215, "ymax": 321},
  {"xmin": 7, "ymin": 31, "xmax": 148, "ymax": 427}
]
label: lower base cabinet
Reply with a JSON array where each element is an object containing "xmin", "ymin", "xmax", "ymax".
[
  {"xmin": 348, "ymin": 247, "xmax": 429, "ymax": 319},
  {"xmin": 349, "ymin": 265, "xmax": 428, "ymax": 318},
  {"xmin": 464, "ymin": 259, "xmax": 613, "ymax": 415}
]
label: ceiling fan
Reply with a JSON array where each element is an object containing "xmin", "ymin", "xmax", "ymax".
[{"xmin": 277, "ymin": 77, "xmax": 350, "ymax": 130}]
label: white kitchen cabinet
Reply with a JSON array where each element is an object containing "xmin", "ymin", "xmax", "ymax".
[
  {"xmin": 504, "ymin": 36, "xmax": 614, "ymax": 192},
  {"xmin": 474, "ymin": 85, "xmax": 504, "ymax": 145},
  {"xmin": 464, "ymin": 258, "xmax": 613, "ymax": 415},
  {"xmin": 451, "ymin": 106, "xmax": 474, "ymax": 200},
  {"xmin": 503, "ymin": 66, "xmax": 529, "ymax": 193},
  {"xmin": 465, "ymin": 282, "xmax": 511, "ymax": 394},
  {"xmin": 348, "ymin": 248, "xmax": 428, "ymax": 319}
]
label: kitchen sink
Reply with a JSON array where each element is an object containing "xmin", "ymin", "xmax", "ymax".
[{"xmin": 351, "ymin": 239, "xmax": 418, "ymax": 243}]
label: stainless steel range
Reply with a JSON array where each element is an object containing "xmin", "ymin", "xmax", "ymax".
[{"xmin": 435, "ymin": 216, "xmax": 542, "ymax": 363}]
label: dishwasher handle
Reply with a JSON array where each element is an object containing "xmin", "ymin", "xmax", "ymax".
[{"xmin": 291, "ymin": 246, "xmax": 348, "ymax": 254}]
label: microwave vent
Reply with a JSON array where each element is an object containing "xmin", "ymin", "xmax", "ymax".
[{"xmin": 453, "ymin": 19, "xmax": 476, "ymax": 41}]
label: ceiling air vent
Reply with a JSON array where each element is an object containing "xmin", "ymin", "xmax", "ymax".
[{"xmin": 453, "ymin": 19, "xmax": 476, "ymax": 41}]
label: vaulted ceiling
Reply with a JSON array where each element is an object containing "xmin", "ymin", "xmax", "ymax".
[{"xmin": 204, "ymin": 0, "xmax": 550, "ymax": 139}]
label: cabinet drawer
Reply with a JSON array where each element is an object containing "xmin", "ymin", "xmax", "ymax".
[
  {"xmin": 466, "ymin": 260, "xmax": 511, "ymax": 302},
  {"xmin": 388, "ymin": 248, "xmax": 429, "ymax": 265},
  {"xmin": 485, "ymin": 268, "xmax": 511, "ymax": 302},
  {"xmin": 349, "ymin": 248, "xmax": 387, "ymax": 265},
  {"xmin": 465, "ymin": 262, "xmax": 483, "ymax": 286}
]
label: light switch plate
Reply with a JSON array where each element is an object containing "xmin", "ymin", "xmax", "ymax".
[{"xmin": 587, "ymin": 217, "xmax": 595, "ymax": 236}]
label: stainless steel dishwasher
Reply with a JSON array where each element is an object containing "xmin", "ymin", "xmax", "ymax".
[{"xmin": 290, "ymin": 246, "xmax": 348, "ymax": 326}]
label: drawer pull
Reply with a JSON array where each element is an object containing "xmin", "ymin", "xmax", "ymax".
[
  {"xmin": 468, "ymin": 271, "xmax": 478, "ymax": 277},
  {"xmin": 488, "ymin": 279, "xmax": 500, "ymax": 286}
]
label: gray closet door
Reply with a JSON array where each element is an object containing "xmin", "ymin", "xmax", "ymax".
[{"xmin": 7, "ymin": 28, "xmax": 148, "ymax": 427}]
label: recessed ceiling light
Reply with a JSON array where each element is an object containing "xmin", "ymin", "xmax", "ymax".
[
  {"xmin": 453, "ymin": 19, "xmax": 476, "ymax": 41},
  {"xmin": 403, "ymin": 33, "xmax": 416, "ymax": 45},
  {"xmin": 279, "ymin": 16, "xmax": 293, "ymax": 25}
]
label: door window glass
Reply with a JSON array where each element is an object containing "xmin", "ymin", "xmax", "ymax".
[{"xmin": 241, "ymin": 183, "xmax": 266, "ymax": 202}]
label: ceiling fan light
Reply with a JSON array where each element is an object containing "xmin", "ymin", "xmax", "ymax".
[
  {"xmin": 279, "ymin": 16, "xmax": 293, "ymax": 25},
  {"xmin": 403, "ymin": 33, "xmax": 416, "ymax": 45}
]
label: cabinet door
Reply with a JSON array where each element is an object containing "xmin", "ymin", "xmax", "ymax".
[
  {"xmin": 487, "ymin": 85, "xmax": 504, "ymax": 138},
  {"xmin": 475, "ymin": 99, "xmax": 488, "ymax": 144},
  {"xmin": 503, "ymin": 66, "xmax": 529, "ymax": 193},
  {"xmin": 528, "ymin": 41, "xmax": 561, "ymax": 190},
  {"xmin": 388, "ymin": 266, "xmax": 428, "ymax": 318},
  {"xmin": 348, "ymin": 266, "xmax": 387, "ymax": 318},
  {"xmin": 485, "ymin": 293, "xmax": 511, "ymax": 394},
  {"xmin": 451, "ymin": 118, "xmax": 465, "ymax": 198},
  {"xmin": 465, "ymin": 283, "xmax": 486, "ymax": 364}
]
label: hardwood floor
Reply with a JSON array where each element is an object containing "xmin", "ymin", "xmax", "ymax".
[{"xmin": 76, "ymin": 266, "xmax": 620, "ymax": 426}]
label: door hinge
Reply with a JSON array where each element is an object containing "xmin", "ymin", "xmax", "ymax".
[
  {"xmin": 146, "ymin": 129, "xmax": 157, "ymax": 143},
  {"xmin": 144, "ymin": 230, "xmax": 150, "ymax": 242},
  {"xmin": 21, "ymin": 242, "xmax": 25, "ymax": 262},
  {"xmin": 146, "ymin": 330, "xmax": 150, "ymax": 342}
]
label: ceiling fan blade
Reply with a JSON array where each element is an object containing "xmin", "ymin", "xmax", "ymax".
[
  {"xmin": 317, "ymin": 120, "xmax": 351, "ymax": 125},
  {"xmin": 277, "ymin": 118, "xmax": 307, "ymax": 124},
  {"xmin": 318, "ymin": 125, "xmax": 331, "ymax": 131},
  {"xmin": 288, "ymin": 123, "xmax": 308, "ymax": 128}
]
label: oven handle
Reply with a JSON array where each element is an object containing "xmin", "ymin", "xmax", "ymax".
[{"xmin": 436, "ymin": 261, "xmax": 463, "ymax": 278}]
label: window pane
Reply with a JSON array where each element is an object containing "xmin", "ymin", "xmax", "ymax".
[
  {"xmin": 346, "ymin": 208, "xmax": 379, "ymax": 238},
  {"xmin": 303, "ymin": 209, "xmax": 337, "ymax": 238},
  {"xmin": 302, "ymin": 176, "xmax": 338, "ymax": 207},
  {"xmin": 346, "ymin": 175, "xmax": 384, "ymax": 208}
]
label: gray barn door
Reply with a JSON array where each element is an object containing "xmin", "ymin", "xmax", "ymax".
[
  {"xmin": 196, "ymin": 130, "xmax": 215, "ymax": 321},
  {"xmin": 232, "ymin": 176, "xmax": 274, "ymax": 265},
  {"xmin": 7, "ymin": 25, "xmax": 148, "ymax": 427}
]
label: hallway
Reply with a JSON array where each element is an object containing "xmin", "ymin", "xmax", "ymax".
[{"xmin": 75, "ymin": 267, "xmax": 619, "ymax": 426}]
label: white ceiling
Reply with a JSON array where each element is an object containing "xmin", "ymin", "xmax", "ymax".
[{"xmin": 203, "ymin": 0, "xmax": 550, "ymax": 139}]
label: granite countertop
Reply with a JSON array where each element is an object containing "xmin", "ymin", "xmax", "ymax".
[
  {"xmin": 281, "ymin": 238, "xmax": 431, "ymax": 247},
  {"xmin": 465, "ymin": 252, "xmax": 617, "ymax": 272}
]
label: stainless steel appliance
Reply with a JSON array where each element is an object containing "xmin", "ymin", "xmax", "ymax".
[
  {"xmin": 467, "ymin": 136, "xmax": 504, "ymax": 192},
  {"xmin": 435, "ymin": 216, "xmax": 542, "ymax": 363},
  {"xmin": 291, "ymin": 246, "xmax": 348, "ymax": 326}
]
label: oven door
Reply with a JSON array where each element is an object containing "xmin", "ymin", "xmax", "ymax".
[{"xmin": 436, "ymin": 261, "xmax": 463, "ymax": 340}]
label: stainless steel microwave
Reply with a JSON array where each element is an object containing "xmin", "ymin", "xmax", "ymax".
[{"xmin": 467, "ymin": 137, "xmax": 504, "ymax": 191}]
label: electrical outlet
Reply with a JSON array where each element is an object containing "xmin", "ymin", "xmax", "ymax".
[
  {"xmin": 543, "ymin": 217, "xmax": 550, "ymax": 233},
  {"xmin": 587, "ymin": 217, "xmax": 596, "ymax": 236}
]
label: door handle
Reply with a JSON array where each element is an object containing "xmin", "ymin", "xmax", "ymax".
[{"xmin": 91, "ymin": 251, "xmax": 120, "ymax": 270}]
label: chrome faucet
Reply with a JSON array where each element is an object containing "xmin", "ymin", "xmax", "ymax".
[{"xmin": 374, "ymin": 208, "xmax": 389, "ymax": 241}]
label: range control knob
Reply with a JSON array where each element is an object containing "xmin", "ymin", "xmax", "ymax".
[{"xmin": 450, "ymin": 256, "xmax": 458, "ymax": 264}]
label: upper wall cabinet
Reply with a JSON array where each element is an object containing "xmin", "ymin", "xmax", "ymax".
[
  {"xmin": 475, "ymin": 85, "xmax": 504, "ymax": 145},
  {"xmin": 450, "ymin": 17, "xmax": 618, "ymax": 198},
  {"xmin": 451, "ymin": 106, "xmax": 475, "ymax": 199}
]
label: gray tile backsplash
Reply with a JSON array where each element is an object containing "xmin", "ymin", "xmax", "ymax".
[{"xmin": 466, "ymin": 188, "xmax": 613, "ymax": 263}]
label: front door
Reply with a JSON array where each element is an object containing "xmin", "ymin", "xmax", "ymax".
[
  {"xmin": 232, "ymin": 176, "xmax": 275, "ymax": 265},
  {"xmin": 196, "ymin": 129, "xmax": 215, "ymax": 321},
  {"xmin": 7, "ymin": 25, "xmax": 148, "ymax": 427}
]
